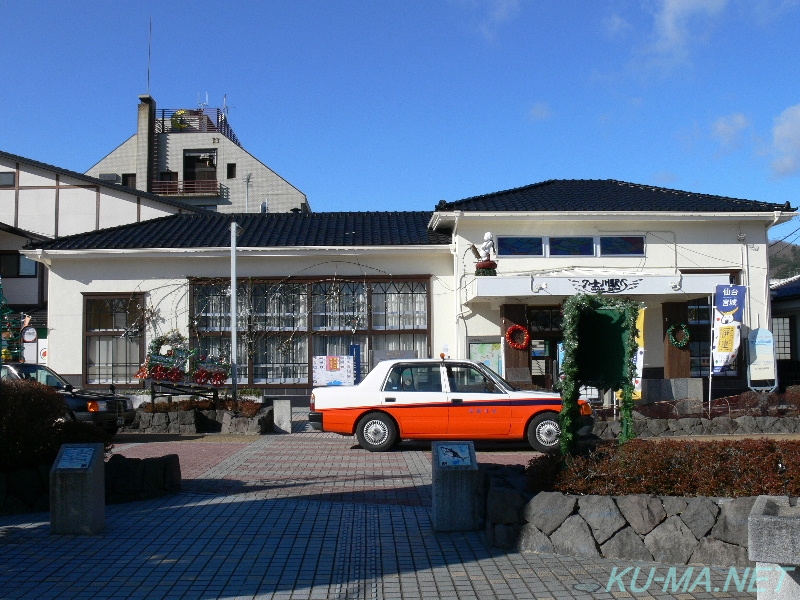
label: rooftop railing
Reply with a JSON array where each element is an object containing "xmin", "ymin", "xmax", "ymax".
[
  {"xmin": 155, "ymin": 109, "xmax": 242, "ymax": 147},
  {"xmin": 152, "ymin": 180, "xmax": 221, "ymax": 197}
]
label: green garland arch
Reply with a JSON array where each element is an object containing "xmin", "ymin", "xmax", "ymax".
[{"xmin": 558, "ymin": 294, "xmax": 641, "ymax": 453}]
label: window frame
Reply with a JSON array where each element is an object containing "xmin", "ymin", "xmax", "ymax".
[
  {"xmin": 0, "ymin": 172, "xmax": 16, "ymax": 187},
  {"xmin": 83, "ymin": 293, "xmax": 145, "ymax": 387},
  {"xmin": 0, "ymin": 252, "xmax": 38, "ymax": 278},
  {"xmin": 190, "ymin": 275, "xmax": 432, "ymax": 387},
  {"xmin": 495, "ymin": 235, "xmax": 646, "ymax": 258}
]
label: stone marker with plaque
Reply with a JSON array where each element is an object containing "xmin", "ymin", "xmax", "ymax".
[{"xmin": 50, "ymin": 443, "xmax": 105, "ymax": 535}]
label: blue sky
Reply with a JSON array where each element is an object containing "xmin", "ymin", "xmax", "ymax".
[{"xmin": 2, "ymin": 1, "xmax": 799, "ymax": 240}]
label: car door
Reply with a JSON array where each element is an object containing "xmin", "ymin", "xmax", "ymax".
[
  {"xmin": 445, "ymin": 363, "xmax": 511, "ymax": 436},
  {"xmin": 380, "ymin": 363, "xmax": 447, "ymax": 436}
]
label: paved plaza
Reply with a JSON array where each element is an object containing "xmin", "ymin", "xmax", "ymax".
[{"xmin": 0, "ymin": 412, "xmax": 760, "ymax": 599}]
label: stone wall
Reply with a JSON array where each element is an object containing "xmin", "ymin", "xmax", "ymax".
[
  {"xmin": 594, "ymin": 413, "xmax": 800, "ymax": 440},
  {"xmin": 482, "ymin": 465, "xmax": 762, "ymax": 567},
  {"xmin": 0, "ymin": 454, "xmax": 182, "ymax": 515},
  {"xmin": 134, "ymin": 407, "xmax": 273, "ymax": 435}
]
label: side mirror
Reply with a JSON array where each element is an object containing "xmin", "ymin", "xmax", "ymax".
[{"xmin": 65, "ymin": 383, "xmax": 74, "ymax": 393}]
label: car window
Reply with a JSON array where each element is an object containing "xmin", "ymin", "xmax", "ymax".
[
  {"xmin": 446, "ymin": 364, "xmax": 504, "ymax": 394},
  {"xmin": 0, "ymin": 365, "xmax": 10, "ymax": 379},
  {"xmin": 383, "ymin": 365, "xmax": 442, "ymax": 392}
]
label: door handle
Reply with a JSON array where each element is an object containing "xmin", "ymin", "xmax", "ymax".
[
  {"xmin": 385, "ymin": 397, "xmax": 396, "ymax": 403},
  {"xmin": 451, "ymin": 398, "xmax": 463, "ymax": 403}
]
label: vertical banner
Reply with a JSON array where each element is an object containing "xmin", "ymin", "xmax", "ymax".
[
  {"xmin": 711, "ymin": 284, "xmax": 746, "ymax": 375},
  {"xmin": 617, "ymin": 308, "xmax": 645, "ymax": 401}
]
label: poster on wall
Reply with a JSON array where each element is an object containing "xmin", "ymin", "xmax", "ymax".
[
  {"xmin": 711, "ymin": 284, "xmax": 746, "ymax": 375},
  {"xmin": 312, "ymin": 355, "xmax": 355, "ymax": 386},
  {"xmin": 468, "ymin": 340, "xmax": 503, "ymax": 376}
]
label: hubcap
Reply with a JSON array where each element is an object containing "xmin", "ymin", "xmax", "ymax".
[
  {"xmin": 536, "ymin": 420, "xmax": 561, "ymax": 446},
  {"xmin": 363, "ymin": 419, "xmax": 389, "ymax": 446}
]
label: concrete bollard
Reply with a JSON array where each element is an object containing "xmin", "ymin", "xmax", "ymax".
[
  {"xmin": 748, "ymin": 495, "xmax": 800, "ymax": 599},
  {"xmin": 50, "ymin": 443, "xmax": 105, "ymax": 535},
  {"xmin": 431, "ymin": 441, "xmax": 480, "ymax": 532},
  {"xmin": 272, "ymin": 398, "xmax": 293, "ymax": 434}
]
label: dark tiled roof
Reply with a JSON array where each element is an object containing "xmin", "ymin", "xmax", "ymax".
[
  {"xmin": 772, "ymin": 278, "xmax": 800, "ymax": 300},
  {"xmin": 27, "ymin": 212, "xmax": 452, "ymax": 250},
  {"xmin": 436, "ymin": 179, "xmax": 794, "ymax": 213},
  {"xmin": 0, "ymin": 150, "xmax": 200, "ymax": 213}
]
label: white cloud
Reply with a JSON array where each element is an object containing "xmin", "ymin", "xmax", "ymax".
[
  {"xmin": 772, "ymin": 104, "xmax": 800, "ymax": 176},
  {"xmin": 528, "ymin": 102, "xmax": 551, "ymax": 121},
  {"xmin": 649, "ymin": 0, "xmax": 727, "ymax": 63},
  {"xmin": 454, "ymin": 0, "xmax": 520, "ymax": 40},
  {"xmin": 603, "ymin": 13, "xmax": 631, "ymax": 37},
  {"xmin": 711, "ymin": 112, "xmax": 750, "ymax": 151}
]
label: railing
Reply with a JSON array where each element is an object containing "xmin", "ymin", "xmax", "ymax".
[
  {"xmin": 152, "ymin": 180, "xmax": 221, "ymax": 196},
  {"xmin": 155, "ymin": 108, "xmax": 242, "ymax": 147}
]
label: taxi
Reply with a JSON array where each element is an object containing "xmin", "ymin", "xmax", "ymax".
[{"xmin": 308, "ymin": 358, "xmax": 593, "ymax": 452}]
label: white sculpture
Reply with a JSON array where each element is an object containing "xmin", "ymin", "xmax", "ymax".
[{"xmin": 479, "ymin": 232, "xmax": 495, "ymax": 262}]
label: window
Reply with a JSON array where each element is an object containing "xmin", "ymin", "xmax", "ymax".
[
  {"xmin": 600, "ymin": 236, "xmax": 645, "ymax": 256},
  {"xmin": 549, "ymin": 237, "xmax": 594, "ymax": 256},
  {"xmin": 497, "ymin": 237, "xmax": 543, "ymax": 256},
  {"xmin": 84, "ymin": 296, "xmax": 144, "ymax": 385},
  {"xmin": 227, "ymin": 163, "xmax": 236, "ymax": 179},
  {"xmin": 192, "ymin": 277, "xmax": 430, "ymax": 386},
  {"xmin": 772, "ymin": 317, "xmax": 792, "ymax": 360},
  {"xmin": 384, "ymin": 364, "xmax": 442, "ymax": 392},
  {"xmin": 496, "ymin": 235, "xmax": 645, "ymax": 257},
  {"xmin": 0, "ymin": 253, "xmax": 37, "ymax": 278},
  {"xmin": 121, "ymin": 173, "xmax": 137, "ymax": 188},
  {"xmin": 0, "ymin": 172, "xmax": 14, "ymax": 187},
  {"xmin": 446, "ymin": 364, "xmax": 503, "ymax": 394}
]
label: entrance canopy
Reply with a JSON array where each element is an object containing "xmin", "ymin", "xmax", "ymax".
[{"xmin": 465, "ymin": 271, "xmax": 730, "ymax": 303}]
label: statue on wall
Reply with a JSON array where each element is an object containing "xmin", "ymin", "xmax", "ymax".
[{"xmin": 475, "ymin": 231, "xmax": 497, "ymax": 275}]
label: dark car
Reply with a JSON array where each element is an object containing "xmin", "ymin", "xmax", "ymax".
[{"xmin": 0, "ymin": 363, "xmax": 135, "ymax": 435}]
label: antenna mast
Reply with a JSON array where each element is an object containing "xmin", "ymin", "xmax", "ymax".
[{"xmin": 146, "ymin": 18, "xmax": 152, "ymax": 94}]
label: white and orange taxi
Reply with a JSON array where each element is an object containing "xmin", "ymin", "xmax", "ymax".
[{"xmin": 308, "ymin": 359, "xmax": 594, "ymax": 452}]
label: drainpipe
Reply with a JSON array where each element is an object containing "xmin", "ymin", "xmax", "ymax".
[{"xmin": 450, "ymin": 212, "xmax": 462, "ymax": 358}]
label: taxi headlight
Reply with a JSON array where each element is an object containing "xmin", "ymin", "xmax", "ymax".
[
  {"xmin": 579, "ymin": 402, "xmax": 593, "ymax": 416},
  {"xmin": 86, "ymin": 400, "xmax": 107, "ymax": 412}
]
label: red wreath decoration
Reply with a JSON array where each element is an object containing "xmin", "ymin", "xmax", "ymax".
[
  {"xmin": 210, "ymin": 371, "xmax": 227, "ymax": 386},
  {"xmin": 505, "ymin": 324, "xmax": 530, "ymax": 350},
  {"xmin": 194, "ymin": 369, "xmax": 210, "ymax": 386}
]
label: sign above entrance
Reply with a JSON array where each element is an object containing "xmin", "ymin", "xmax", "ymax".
[{"xmin": 466, "ymin": 273, "xmax": 730, "ymax": 302}]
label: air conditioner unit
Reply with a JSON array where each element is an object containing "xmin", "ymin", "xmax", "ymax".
[{"xmin": 99, "ymin": 173, "xmax": 120, "ymax": 183}]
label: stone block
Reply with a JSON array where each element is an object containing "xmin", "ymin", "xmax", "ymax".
[
  {"xmin": 162, "ymin": 454, "xmax": 182, "ymax": 492},
  {"xmin": 711, "ymin": 416, "xmax": 737, "ymax": 434},
  {"xmin": 736, "ymin": 415, "xmax": 757, "ymax": 433},
  {"xmin": 518, "ymin": 523, "xmax": 554, "ymax": 554},
  {"xmin": 523, "ymin": 491, "xmax": 576, "ymax": 535},
  {"xmin": 178, "ymin": 410, "xmax": 196, "ymax": 426},
  {"xmin": 748, "ymin": 495, "xmax": 800, "ymax": 565},
  {"xmin": 493, "ymin": 523, "xmax": 522, "ymax": 550},
  {"xmin": 578, "ymin": 495, "xmax": 626, "ymax": 545},
  {"xmin": 272, "ymin": 399, "xmax": 293, "ymax": 434},
  {"xmin": 550, "ymin": 515, "xmax": 599, "ymax": 558},
  {"xmin": 689, "ymin": 538, "xmax": 751, "ymax": 567},
  {"xmin": 486, "ymin": 485, "xmax": 526, "ymax": 525},
  {"xmin": 431, "ymin": 442, "xmax": 480, "ymax": 532},
  {"xmin": 138, "ymin": 412, "xmax": 152, "ymax": 428},
  {"xmin": 168, "ymin": 422, "xmax": 181, "ymax": 434},
  {"xmin": 647, "ymin": 419, "xmax": 668, "ymax": 436},
  {"xmin": 233, "ymin": 417, "xmax": 249, "ymax": 433},
  {"xmin": 50, "ymin": 443, "xmax": 105, "ymax": 535},
  {"xmin": 152, "ymin": 412, "xmax": 167, "ymax": 427},
  {"xmin": 615, "ymin": 494, "xmax": 665, "ymax": 536},
  {"xmin": 710, "ymin": 497, "xmax": 757, "ymax": 547},
  {"xmin": 600, "ymin": 526, "xmax": 653, "ymax": 562},
  {"xmin": 680, "ymin": 496, "xmax": 719, "ymax": 539},
  {"xmin": 644, "ymin": 515, "xmax": 698, "ymax": 565}
]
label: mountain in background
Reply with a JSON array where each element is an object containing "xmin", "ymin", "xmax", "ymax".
[{"xmin": 770, "ymin": 242, "xmax": 800, "ymax": 280}]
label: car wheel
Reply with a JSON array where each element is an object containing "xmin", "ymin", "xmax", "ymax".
[
  {"xmin": 527, "ymin": 412, "xmax": 561, "ymax": 453},
  {"xmin": 355, "ymin": 412, "xmax": 398, "ymax": 452}
]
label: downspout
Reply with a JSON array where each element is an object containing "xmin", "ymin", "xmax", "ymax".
[
  {"xmin": 763, "ymin": 210, "xmax": 784, "ymax": 325},
  {"xmin": 451, "ymin": 212, "xmax": 462, "ymax": 358}
]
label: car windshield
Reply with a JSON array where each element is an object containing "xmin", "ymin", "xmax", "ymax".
[
  {"xmin": 472, "ymin": 363, "xmax": 518, "ymax": 392},
  {"xmin": 2, "ymin": 364, "xmax": 70, "ymax": 389}
]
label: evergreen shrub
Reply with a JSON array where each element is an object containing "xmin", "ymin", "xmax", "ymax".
[{"xmin": 527, "ymin": 438, "xmax": 800, "ymax": 497}]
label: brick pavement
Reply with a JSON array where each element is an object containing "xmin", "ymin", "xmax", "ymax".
[{"xmin": 0, "ymin": 412, "xmax": 760, "ymax": 599}]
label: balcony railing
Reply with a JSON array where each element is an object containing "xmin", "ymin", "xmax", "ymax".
[
  {"xmin": 152, "ymin": 180, "xmax": 221, "ymax": 197},
  {"xmin": 154, "ymin": 109, "xmax": 242, "ymax": 148}
]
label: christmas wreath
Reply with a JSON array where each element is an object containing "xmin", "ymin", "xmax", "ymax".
[
  {"xmin": 171, "ymin": 109, "xmax": 189, "ymax": 131},
  {"xmin": 505, "ymin": 324, "xmax": 530, "ymax": 350},
  {"xmin": 667, "ymin": 323, "xmax": 690, "ymax": 348}
]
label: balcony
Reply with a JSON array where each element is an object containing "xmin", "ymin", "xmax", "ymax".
[
  {"xmin": 154, "ymin": 108, "xmax": 242, "ymax": 148},
  {"xmin": 152, "ymin": 180, "xmax": 221, "ymax": 197}
]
